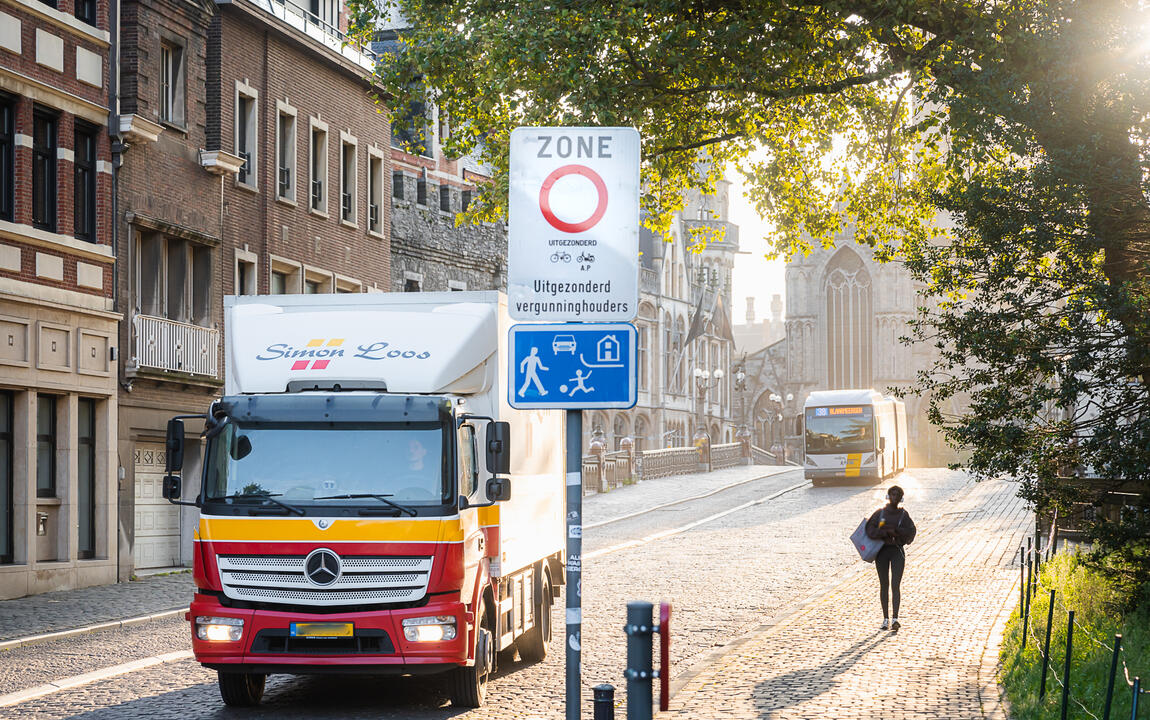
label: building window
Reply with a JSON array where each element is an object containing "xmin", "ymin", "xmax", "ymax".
[
  {"xmin": 0, "ymin": 95, "xmax": 14, "ymax": 223},
  {"xmin": 276, "ymin": 107, "xmax": 296, "ymax": 201},
  {"xmin": 638, "ymin": 324, "xmax": 648, "ymax": 390},
  {"xmin": 160, "ymin": 42, "xmax": 185, "ymax": 126},
  {"xmin": 236, "ymin": 256, "xmax": 256, "ymax": 295},
  {"xmin": 36, "ymin": 395, "xmax": 56, "ymax": 498},
  {"xmin": 38, "ymin": 0, "xmax": 57, "ymax": 9},
  {"xmin": 270, "ymin": 270, "xmax": 287, "ymax": 294},
  {"xmin": 824, "ymin": 248, "xmax": 873, "ymax": 390},
  {"xmin": 340, "ymin": 138, "xmax": 356, "ymax": 223},
  {"xmin": 304, "ymin": 279, "xmax": 319, "ymax": 294},
  {"xmin": 404, "ymin": 275, "xmax": 421, "ymax": 292},
  {"xmin": 439, "ymin": 185, "xmax": 451, "ymax": 213},
  {"xmin": 310, "ymin": 122, "xmax": 328, "ymax": 213},
  {"xmin": 78, "ymin": 398, "xmax": 96, "ymax": 559},
  {"xmin": 74, "ymin": 122, "xmax": 97, "ymax": 242},
  {"xmin": 368, "ymin": 154, "xmax": 383, "ymax": 234},
  {"xmin": 137, "ymin": 233, "xmax": 212, "ymax": 325},
  {"xmin": 461, "ymin": 189, "xmax": 471, "ymax": 213},
  {"xmin": 75, "ymin": 0, "xmax": 97, "ymax": 25},
  {"xmin": 32, "ymin": 109, "xmax": 58, "ymax": 232},
  {"xmin": 236, "ymin": 90, "xmax": 257, "ymax": 187},
  {"xmin": 392, "ymin": 171, "xmax": 404, "ymax": 200},
  {"xmin": 416, "ymin": 178, "xmax": 426, "ymax": 206},
  {"xmin": 0, "ymin": 391, "xmax": 11, "ymax": 564}
]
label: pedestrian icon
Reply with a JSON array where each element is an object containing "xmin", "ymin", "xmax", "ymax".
[
  {"xmin": 517, "ymin": 346, "xmax": 549, "ymax": 397},
  {"xmin": 509, "ymin": 323, "xmax": 636, "ymax": 409}
]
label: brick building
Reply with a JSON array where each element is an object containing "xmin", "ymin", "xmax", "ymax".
[
  {"xmin": 0, "ymin": 0, "xmax": 119, "ymax": 598},
  {"xmin": 114, "ymin": 0, "xmax": 391, "ymax": 576}
]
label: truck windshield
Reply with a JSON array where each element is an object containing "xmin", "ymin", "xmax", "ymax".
[
  {"xmin": 203, "ymin": 421, "xmax": 451, "ymax": 512},
  {"xmin": 804, "ymin": 406, "xmax": 875, "ymax": 455}
]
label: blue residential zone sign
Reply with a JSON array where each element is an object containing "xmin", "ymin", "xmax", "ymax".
[{"xmin": 509, "ymin": 323, "xmax": 637, "ymax": 409}]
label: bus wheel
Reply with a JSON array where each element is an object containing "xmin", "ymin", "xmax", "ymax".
[
  {"xmin": 217, "ymin": 671, "xmax": 265, "ymax": 706},
  {"xmin": 518, "ymin": 577, "xmax": 552, "ymax": 663},
  {"xmin": 449, "ymin": 601, "xmax": 493, "ymax": 708}
]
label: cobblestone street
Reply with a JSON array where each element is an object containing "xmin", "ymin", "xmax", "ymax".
[{"xmin": 0, "ymin": 466, "xmax": 1029, "ymax": 719}]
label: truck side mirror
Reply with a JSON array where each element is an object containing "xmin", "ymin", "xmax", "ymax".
[
  {"xmin": 162, "ymin": 475, "xmax": 182, "ymax": 500},
  {"xmin": 486, "ymin": 422, "xmax": 511, "ymax": 475},
  {"xmin": 486, "ymin": 476, "xmax": 511, "ymax": 503},
  {"xmin": 165, "ymin": 418, "xmax": 185, "ymax": 472},
  {"xmin": 878, "ymin": 437, "xmax": 886, "ymax": 451}
]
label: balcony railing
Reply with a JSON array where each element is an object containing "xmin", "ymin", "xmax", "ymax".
[
  {"xmin": 246, "ymin": 0, "xmax": 379, "ymax": 72},
  {"xmin": 133, "ymin": 314, "xmax": 219, "ymax": 377}
]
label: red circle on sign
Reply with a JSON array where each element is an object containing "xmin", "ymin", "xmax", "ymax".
[{"xmin": 539, "ymin": 165, "xmax": 608, "ymax": 233}]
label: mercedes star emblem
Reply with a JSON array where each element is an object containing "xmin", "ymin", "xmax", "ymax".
[{"xmin": 304, "ymin": 548, "xmax": 341, "ymax": 586}]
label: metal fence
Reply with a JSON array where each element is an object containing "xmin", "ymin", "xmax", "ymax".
[{"xmin": 133, "ymin": 314, "xmax": 219, "ymax": 377}]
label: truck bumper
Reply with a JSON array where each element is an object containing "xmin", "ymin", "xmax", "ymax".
[{"xmin": 187, "ymin": 593, "xmax": 471, "ymax": 673}]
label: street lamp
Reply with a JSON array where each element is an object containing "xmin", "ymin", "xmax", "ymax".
[
  {"xmin": 767, "ymin": 393, "xmax": 785, "ymax": 464},
  {"xmin": 692, "ymin": 367, "xmax": 723, "ymax": 457}
]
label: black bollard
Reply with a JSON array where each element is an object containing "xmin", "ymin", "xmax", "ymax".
[
  {"xmin": 625, "ymin": 602, "xmax": 654, "ymax": 720},
  {"xmin": 1060, "ymin": 610, "xmax": 1074, "ymax": 720},
  {"xmin": 1040, "ymin": 589, "xmax": 1055, "ymax": 700},
  {"xmin": 1131, "ymin": 677, "xmax": 1140, "ymax": 720},
  {"xmin": 1019, "ymin": 544, "xmax": 1026, "ymax": 625},
  {"xmin": 593, "ymin": 684, "xmax": 615, "ymax": 720},
  {"xmin": 1103, "ymin": 635, "xmax": 1122, "ymax": 720}
]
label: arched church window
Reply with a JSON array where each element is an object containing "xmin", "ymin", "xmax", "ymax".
[{"xmin": 824, "ymin": 248, "xmax": 872, "ymax": 389}]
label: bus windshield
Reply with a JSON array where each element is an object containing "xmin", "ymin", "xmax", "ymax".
[
  {"xmin": 804, "ymin": 406, "xmax": 875, "ymax": 454},
  {"xmin": 202, "ymin": 421, "xmax": 452, "ymax": 512}
]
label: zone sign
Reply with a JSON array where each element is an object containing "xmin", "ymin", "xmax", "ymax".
[{"xmin": 508, "ymin": 126, "xmax": 640, "ymax": 323}]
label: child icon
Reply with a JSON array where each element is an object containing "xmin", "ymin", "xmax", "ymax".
[{"xmin": 567, "ymin": 369, "xmax": 594, "ymax": 396}]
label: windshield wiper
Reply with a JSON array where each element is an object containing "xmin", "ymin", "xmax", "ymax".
[
  {"xmin": 214, "ymin": 492, "xmax": 305, "ymax": 516},
  {"xmin": 313, "ymin": 493, "xmax": 418, "ymax": 517}
]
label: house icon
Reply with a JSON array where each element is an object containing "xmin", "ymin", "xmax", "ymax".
[{"xmin": 596, "ymin": 335, "xmax": 620, "ymax": 363}]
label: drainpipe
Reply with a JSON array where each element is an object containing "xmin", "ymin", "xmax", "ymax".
[{"xmin": 106, "ymin": 0, "xmax": 126, "ymax": 581}]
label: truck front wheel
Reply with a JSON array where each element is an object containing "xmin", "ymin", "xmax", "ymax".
[
  {"xmin": 217, "ymin": 670, "xmax": 266, "ymax": 706},
  {"xmin": 449, "ymin": 602, "xmax": 493, "ymax": 708}
]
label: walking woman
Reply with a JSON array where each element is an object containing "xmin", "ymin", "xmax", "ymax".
[{"xmin": 866, "ymin": 485, "xmax": 917, "ymax": 630}]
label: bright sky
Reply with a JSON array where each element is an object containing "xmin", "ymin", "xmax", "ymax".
[{"xmin": 728, "ymin": 169, "xmax": 787, "ymax": 325}]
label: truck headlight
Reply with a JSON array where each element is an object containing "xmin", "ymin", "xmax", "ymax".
[
  {"xmin": 195, "ymin": 616, "xmax": 244, "ymax": 642},
  {"xmin": 402, "ymin": 615, "xmax": 457, "ymax": 642}
]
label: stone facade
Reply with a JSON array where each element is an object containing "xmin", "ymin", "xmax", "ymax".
[
  {"xmin": 742, "ymin": 227, "xmax": 959, "ymax": 467},
  {"xmin": 0, "ymin": 0, "xmax": 120, "ymax": 598}
]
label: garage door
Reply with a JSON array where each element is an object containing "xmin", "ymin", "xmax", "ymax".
[{"xmin": 133, "ymin": 441, "xmax": 181, "ymax": 569}]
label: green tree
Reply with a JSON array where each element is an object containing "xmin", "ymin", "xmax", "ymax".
[{"xmin": 351, "ymin": 0, "xmax": 1150, "ymax": 601}]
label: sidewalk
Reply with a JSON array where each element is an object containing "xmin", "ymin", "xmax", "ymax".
[
  {"xmin": 665, "ymin": 475, "xmax": 1029, "ymax": 720},
  {"xmin": 0, "ymin": 463, "xmax": 794, "ymax": 647}
]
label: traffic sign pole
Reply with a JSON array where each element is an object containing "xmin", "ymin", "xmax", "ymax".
[{"xmin": 565, "ymin": 408, "xmax": 583, "ymax": 720}]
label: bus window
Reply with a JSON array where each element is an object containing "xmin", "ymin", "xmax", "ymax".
[{"xmin": 804, "ymin": 406, "xmax": 875, "ymax": 454}]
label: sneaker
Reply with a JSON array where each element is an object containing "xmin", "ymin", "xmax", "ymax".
[
  {"xmin": 890, "ymin": 619, "xmax": 901, "ymax": 632},
  {"xmin": 880, "ymin": 619, "xmax": 889, "ymax": 630}
]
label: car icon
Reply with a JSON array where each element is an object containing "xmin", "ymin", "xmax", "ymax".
[{"xmin": 552, "ymin": 335, "xmax": 577, "ymax": 354}]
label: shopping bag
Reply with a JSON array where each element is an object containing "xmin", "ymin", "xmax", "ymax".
[{"xmin": 850, "ymin": 517, "xmax": 883, "ymax": 562}]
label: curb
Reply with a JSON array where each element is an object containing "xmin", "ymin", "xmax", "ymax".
[{"xmin": 0, "ymin": 607, "xmax": 188, "ymax": 653}]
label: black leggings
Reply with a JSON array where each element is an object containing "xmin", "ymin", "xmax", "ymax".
[{"xmin": 875, "ymin": 544, "xmax": 905, "ymax": 618}]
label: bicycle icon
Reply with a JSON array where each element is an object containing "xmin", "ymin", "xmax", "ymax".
[
  {"xmin": 576, "ymin": 252, "xmax": 595, "ymax": 264},
  {"xmin": 550, "ymin": 252, "xmax": 572, "ymax": 263}
]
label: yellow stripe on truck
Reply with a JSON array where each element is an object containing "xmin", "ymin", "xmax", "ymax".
[
  {"xmin": 844, "ymin": 453, "xmax": 862, "ymax": 477},
  {"xmin": 196, "ymin": 516, "xmax": 464, "ymax": 543}
]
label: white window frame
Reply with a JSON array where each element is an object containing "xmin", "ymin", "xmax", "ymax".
[
  {"xmin": 159, "ymin": 39, "xmax": 186, "ymax": 127},
  {"xmin": 308, "ymin": 117, "xmax": 329, "ymax": 216},
  {"xmin": 275, "ymin": 100, "xmax": 297, "ymax": 204},
  {"xmin": 448, "ymin": 280, "xmax": 467, "ymax": 292},
  {"xmin": 339, "ymin": 130, "xmax": 358, "ymax": 226},
  {"xmin": 367, "ymin": 146, "xmax": 385, "ymax": 237},
  {"xmin": 234, "ymin": 80, "xmax": 258, "ymax": 189}
]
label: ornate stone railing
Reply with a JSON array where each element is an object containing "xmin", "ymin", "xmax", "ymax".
[
  {"xmin": 635, "ymin": 446, "xmax": 701, "ymax": 481},
  {"xmin": 710, "ymin": 442, "xmax": 745, "ymax": 470}
]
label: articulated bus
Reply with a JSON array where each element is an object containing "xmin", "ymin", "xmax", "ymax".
[{"xmin": 803, "ymin": 389, "xmax": 907, "ymax": 485}]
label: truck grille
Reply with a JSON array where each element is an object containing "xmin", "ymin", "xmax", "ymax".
[{"xmin": 216, "ymin": 554, "xmax": 433, "ymax": 607}]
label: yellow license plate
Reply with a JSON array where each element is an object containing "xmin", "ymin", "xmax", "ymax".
[{"xmin": 290, "ymin": 622, "xmax": 354, "ymax": 638}]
